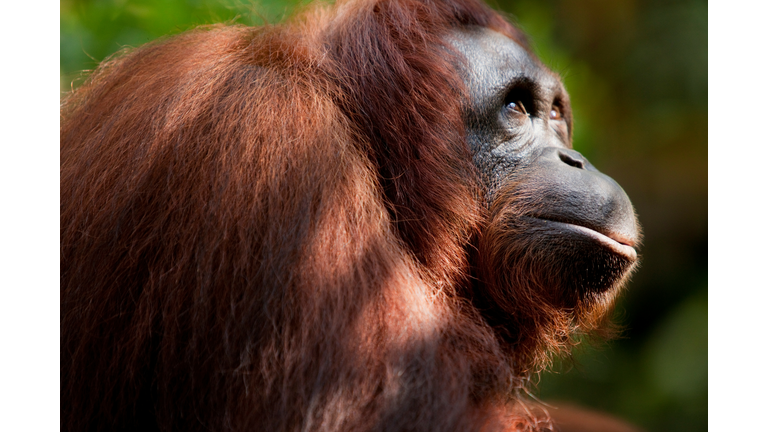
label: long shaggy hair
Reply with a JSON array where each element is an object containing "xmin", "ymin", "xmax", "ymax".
[{"xmin": 61, "ymin": 0, "xmax": 598, "ymax": 431}]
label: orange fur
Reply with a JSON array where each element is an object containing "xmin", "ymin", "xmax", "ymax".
[{"xmin": 61, "ymin": 1, "xmax": 624, "ymax": 430}]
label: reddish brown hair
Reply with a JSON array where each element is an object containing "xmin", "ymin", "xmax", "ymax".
[{"xmin": 60, "ymin": 0, "xmax": 561, "ymax": 431}]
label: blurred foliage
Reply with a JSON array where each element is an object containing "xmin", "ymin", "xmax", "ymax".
[{"xmin": 60, "ymin": 0, "xmax": 707, "ymax": 431}]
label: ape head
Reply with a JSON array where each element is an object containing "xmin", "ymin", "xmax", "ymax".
[
  {"xmin": 60, "ymin": 0, "xmax": 640, "ymax": 430},
  {"xmin": 326, "ymin": 1, "xmax": 640, "ymax": 367},
  {"xmin": 452, "ymin": 27, "xmax": 640, "ymax": 363}
]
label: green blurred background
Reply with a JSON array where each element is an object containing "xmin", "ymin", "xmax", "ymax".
[{"xmin": 60, "ymin": 0, "xmax": 707, "ymax": 430}]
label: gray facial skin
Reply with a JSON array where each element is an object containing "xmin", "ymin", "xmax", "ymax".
[
  {"xmin": 449, "ymin": 26, "xmax": 639, "ymax": 259},
  {"xmin": 450, "ymin": 27, "xmax": 573, "ymax": 197}
]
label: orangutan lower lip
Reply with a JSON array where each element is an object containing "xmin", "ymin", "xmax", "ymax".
[{"xmin": 539, "ymin": 219, "xmax": 638, "ymax": 261}]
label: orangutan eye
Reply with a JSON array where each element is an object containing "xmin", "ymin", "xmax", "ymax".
[
  {"xmin": 549, "ymin": 105, "xmax": 562, "ymax": 120},
  {"xmin": 503, "ymin": 84, "xmax": 534, "ymax": 118},
  {"xmin": 506, "ymin": 100, "xmax": 527, "ymax": 115}
]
